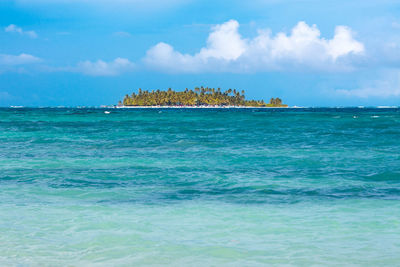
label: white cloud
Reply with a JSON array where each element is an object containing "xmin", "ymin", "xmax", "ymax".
[
  {"xmin": 327, "ymin": 26, "xmax": 365, "ymax": 60},
  {"xmin": 337, "ymin": 87, "xmax": 400, "ymax": 98},
  {"xmin": 113, "ymin": 31, "xmax": 132, "ymax": 37},
  {"xmin": 336, "ymin": 71, "xmax": 400, "ymax": 98},
  {"xmin": 5, "ymin": 24, "xmax": 38, "ymax": 38},
  {"xmin": 198, "ymin": 20, "xmax": 246, "ymax": 61},
  {"xmin": 0, "ymin": 53, "xmax": 41, "ymax": 65},
  {"xmin": 75, "ymin": 58, "xmax": 134, "ymax": 76},
  {"xmin": 144, "ymin": 20, "xmax": 365, "ymax": 73},
  {"xmin": 392, "ymin": 21, "xmax": 400, "ymax": 29}
]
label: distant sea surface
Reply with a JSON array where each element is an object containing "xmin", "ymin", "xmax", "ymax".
[{"xmin": 1, "ymin": 108, "xmax": 400, "ymax": 266}]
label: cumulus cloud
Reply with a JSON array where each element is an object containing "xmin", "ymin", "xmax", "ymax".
[
  {"xmin": 199, "ymin": 20, "xmax": 246, "ymax": 61},
  {"xmin": 0, "ymin": 53, "xmax": 41, "ymax": 65},
  {"xmin": 5, "ymin": 24, "xmax": 38, "ymax": 38},
  {"xmin": 144, "ymin": 20, "xmax": 364, "ymax": 73},
  {"xmin": 75, "ymin": 58, "xmax": 134, "ymax": 76}
]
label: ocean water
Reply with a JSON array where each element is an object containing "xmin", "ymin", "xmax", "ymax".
[{"xmin": 0, "ymin": 107, "xmax": 400, "ymax": 266}]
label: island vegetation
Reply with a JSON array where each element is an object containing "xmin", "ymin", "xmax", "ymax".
[{"xmin": 118, "ymin": 87, "xmax": 288, "ymax": 107}]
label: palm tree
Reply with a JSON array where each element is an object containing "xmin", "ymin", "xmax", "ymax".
[{"xmin": 119, "ymin": 87, "xmax": 282, "ymax": 107}]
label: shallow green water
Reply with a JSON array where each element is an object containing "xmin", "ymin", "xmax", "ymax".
[{"xmin": 1, "ymin": 108, "xmax": 400, "ymax": 266}]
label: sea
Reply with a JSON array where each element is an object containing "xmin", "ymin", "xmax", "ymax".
[{"xmin": 0, "ymin": 107, "xmax": 399, "ymax": 266}]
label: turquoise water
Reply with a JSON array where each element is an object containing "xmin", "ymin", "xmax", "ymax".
[{"xmin": 1, "ymin": 108, "xmax": 400, "ymax": 266}]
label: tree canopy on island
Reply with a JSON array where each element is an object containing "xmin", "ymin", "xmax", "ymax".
[{"xmin": 119, "ymin": 87, "xmax": 288, "ymax": 107}]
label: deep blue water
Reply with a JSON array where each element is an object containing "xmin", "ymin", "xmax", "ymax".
[{"xmin": 1, "ymin": 108, "xmax": 399, "ymax": 266}]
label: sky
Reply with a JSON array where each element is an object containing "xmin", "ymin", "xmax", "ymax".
[{"xmin": 0, "ymin": 0, "xmax": 400, "ymax": 107}]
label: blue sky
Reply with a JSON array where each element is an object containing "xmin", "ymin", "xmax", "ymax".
[{"xmin": 0, "ymin": 0, "xmax": 400, "ymax": 106}]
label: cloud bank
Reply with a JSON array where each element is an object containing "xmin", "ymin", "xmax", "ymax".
[
  {"xmin": 75, "ymin": 58, "xmax": 134, "ymax": 76},
  {"xmin": 5, "ymin": 24, "xmax": 38, "ymax": 38},
  {"xmin": 144, "ymin": 20, "xmax": 364, "ymax": 73},
  {"xmin": 0, "ymin": 53, "xmax": 41, "ymax": 65},
  {"xmin": 336, "ymin": 71, "xmax": 400, "ymax": 98}
]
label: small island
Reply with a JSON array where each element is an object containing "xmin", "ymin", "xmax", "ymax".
[{"xmin": 118, "ymin": 87, "xmax": 288, "ymax": 108}]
